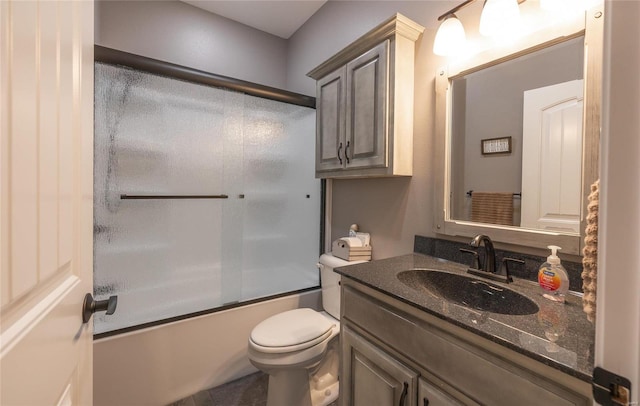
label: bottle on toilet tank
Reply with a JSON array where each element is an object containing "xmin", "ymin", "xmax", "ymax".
[{"xmin": 537, "ymin": 245, "xmax": 569, "ymax": 303}]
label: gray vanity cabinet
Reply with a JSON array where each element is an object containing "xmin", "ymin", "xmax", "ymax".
[
  {"xmin": 339, "ymin": 279, "xmax": 592, "ymax": 406},
  {"xmin": 341, "ymin": 325, "xmax": 418, "ymax": 406},
  {"xmin": 418, "ymin": 378, "xmax": 467, "ymax": 406},
  {"xmin": 308, "ymin": 14, "xmax": 424, "ymax": 178}
]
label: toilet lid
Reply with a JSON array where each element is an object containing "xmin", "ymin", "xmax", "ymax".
[{"xmin": 250, "ymin": 308, "xmax": 334, "ymax": 348}]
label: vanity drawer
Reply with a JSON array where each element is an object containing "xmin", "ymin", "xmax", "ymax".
[{"xmin": 341, "ymin": 283, "xmax": 590, "ymax": 406}]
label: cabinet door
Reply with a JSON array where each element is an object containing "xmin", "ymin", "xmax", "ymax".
[
  {"xmin": 341, "ymin": 326, "xmax": 418, "ymax": 406},
  {"xmin": 418, "ymin": 378, "xmax": 468, "ymax": 406},
  {"xmin": 316, "ymin": 66, "xmax": 346, "ymax": 172},
  {"xmin": 345, "ymin": 40, "xmax": 389, "ymax": 169}
]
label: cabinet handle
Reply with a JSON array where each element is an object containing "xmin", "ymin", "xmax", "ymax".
[
  {"xmin": 345, "ymin": 140, "xmax": 351, "ymax": 164},
  {"xmin": 337, "ymin": 142, "xmax": 343, "ymax": 164},
  {"xmin": 399, "ymin": 382, "xmax": 409, "ymax": 406},
  {"xmin": 424, "ymin": 397, "xmax": 430, "ymax": 406}
]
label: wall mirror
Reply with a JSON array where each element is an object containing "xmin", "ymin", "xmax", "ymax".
[{"xmin": 434, "ymin": 5, "xmax": 603, "ymax": 255}]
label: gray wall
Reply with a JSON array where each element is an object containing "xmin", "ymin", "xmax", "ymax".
[
  {"xmin": 95, "ymin": 0, "xmax": 288, "ymax": 89},
  {"xmin": 286, "ymin": 1, "xmax": 452, "ymax": 258}
]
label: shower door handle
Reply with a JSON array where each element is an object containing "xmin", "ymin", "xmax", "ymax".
[{"xmin": 82, "ymin": 293, "xmax": 118, "ymax": 323}]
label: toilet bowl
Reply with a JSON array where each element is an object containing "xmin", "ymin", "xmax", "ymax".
[{"xmin": 247, "ymin": 254, "xmax": 361, "ymax": 406}]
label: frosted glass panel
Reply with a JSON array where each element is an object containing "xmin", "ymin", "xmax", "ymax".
[
  {"xmin": 240, "ymin": 96, "xmax": 320, "ymax": 300},
  {"xmin": 94, "ymin": 63, "xmax": 319, "ymax": 334}
]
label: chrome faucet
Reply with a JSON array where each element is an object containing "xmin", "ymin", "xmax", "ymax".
[{"xmin": 470, "ymin": 234, "xmax": 496, "ymax": 274}]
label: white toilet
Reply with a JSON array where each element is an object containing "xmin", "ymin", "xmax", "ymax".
[{"xmin": 248, "ymin": 253, "xmax": 360, "ymax": 406}]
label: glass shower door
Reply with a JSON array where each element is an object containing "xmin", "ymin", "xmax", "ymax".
[
  {"xmin": 239, "ymin": 95, "xmax": 320, "ymax": 301},
  {"xmin": 93, "ymin": 63, "xmax": 319, "ymax": 335}
]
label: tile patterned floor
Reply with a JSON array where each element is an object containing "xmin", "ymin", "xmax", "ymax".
[
  {"xmin": 169, "ymin": 372, "xmax": 268, "ymax": 406},
  {"xmin": 168, "ymin": 372, "xmax": 338, "ymax": 406}
]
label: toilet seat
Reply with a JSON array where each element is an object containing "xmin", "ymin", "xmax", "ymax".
[{"xmin": 250, "ymin": 308, "xmax": 336, "ymax": 354}]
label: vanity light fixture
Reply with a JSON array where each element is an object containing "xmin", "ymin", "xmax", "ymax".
[
  {"xmin": 433, "ymin": 0, "xmax": 525, "ymax": 56},
  {"xmin": 540, "ymin": 0, "xmax": 578, "ymax": 11},
  {"xmin": 433, "ymin": 0, "xmax": 474, "ymax": 57},
  {"xmin": 433, "ymin": 14, "xmax": 466, "ymax": 56},
  {"xmin": 479, "ymin": 0, "xmax": 521, "ymax": 37},
  {"xmin": 540, "ymin": 0, "xmax": 592, "ymax": 19}
]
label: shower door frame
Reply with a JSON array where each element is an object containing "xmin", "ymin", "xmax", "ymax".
[
  {"xmin": 95, "ymin": 46, "xmax": 316, "ymax": 109},
  {"xmin": 93, "ymin": 46, "xmax": 325, "ymax": 339}
]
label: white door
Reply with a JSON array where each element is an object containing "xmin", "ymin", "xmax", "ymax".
[
  {"xmin": 1, "ymin": 1, "xmax": 95, "ymax": 405},
  {"xmin": 521, "ymin": 79, "xmax": 584, "ymax": 233},
  {"xmin": 596, "ymin": 1, "xmax": 640, "ymax": 403}
]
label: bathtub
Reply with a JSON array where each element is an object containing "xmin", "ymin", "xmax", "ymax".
[{"xmin": 93, "ymin": 289, "xmax": 321, "ymax": 405}]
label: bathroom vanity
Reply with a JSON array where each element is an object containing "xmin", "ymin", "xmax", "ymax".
[{"xmin": 336, "ymin": 254, "xmax": 594, "ymax": 406}]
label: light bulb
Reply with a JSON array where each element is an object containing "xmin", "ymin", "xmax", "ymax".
[
  {"xmin": 479, "ymin": 0, "xmax": 521, "ymax": 38},
  {"xmin": 540, "ymin": 0, "xmax": 558, "ymax": 10},
  {"xmin": 433, "ymin": 15, "xmax": 467, "ymax": 57},
  {"xmin": 540, "ymin": 0, "xmax": 582, "ymax": 11},
  {"xmin": 540, "ymin": 0, "xmax": 587, "ymax": 20}
]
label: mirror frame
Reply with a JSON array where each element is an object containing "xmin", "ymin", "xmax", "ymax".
[{"xmin": 434, "ymin": 3, "xmax": 604, "ymax": 255}]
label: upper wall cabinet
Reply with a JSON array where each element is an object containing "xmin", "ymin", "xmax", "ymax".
[{"xmin": 308, "ymin": 14, "xmax": 424, "ymax": 179}]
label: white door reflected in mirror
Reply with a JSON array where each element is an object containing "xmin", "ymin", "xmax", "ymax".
[{"xmin": 521, "ymin": 79, "xmax": 584, "ymax": 233}]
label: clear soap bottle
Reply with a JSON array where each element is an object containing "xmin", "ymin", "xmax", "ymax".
[{"xmin": 537, "ymin": 245, "xmax": 569, "ymax": 303}]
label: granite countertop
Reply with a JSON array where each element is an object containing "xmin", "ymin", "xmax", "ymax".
[{"xmin": 335, "ymin": 253, "xmax": 595, "ymax": 382}]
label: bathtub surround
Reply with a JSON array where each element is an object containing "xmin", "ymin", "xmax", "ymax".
[
  {"xmin": 93, "ymin": 290, "xmax": 321, "ymax": 406},
  {"xmin": 414, "ymin": 235, "xmax": 584, "ymax": 292}
]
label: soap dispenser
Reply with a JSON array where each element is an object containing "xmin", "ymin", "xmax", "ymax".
[{"xmin": 538, "ymin": 245, "xmax": 569, "ymax": 303}]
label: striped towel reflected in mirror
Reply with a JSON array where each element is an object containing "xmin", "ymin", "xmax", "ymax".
[{"xmin": 470, "ymin": 192, "xmax": 514, "ymax": 226}]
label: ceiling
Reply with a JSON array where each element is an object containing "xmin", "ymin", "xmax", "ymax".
[{"xmin": 181, "ymin": 0, "xmax": 328, "ymax": 39}]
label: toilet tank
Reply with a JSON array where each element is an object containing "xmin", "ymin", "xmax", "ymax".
[{"xmin": 318, "ymin": 254, "xmax": 365, "ymax": 320}]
